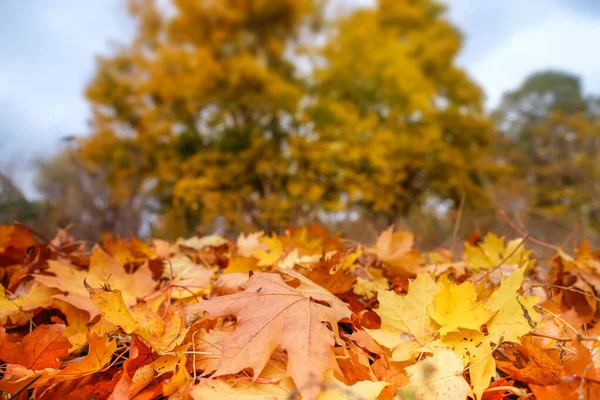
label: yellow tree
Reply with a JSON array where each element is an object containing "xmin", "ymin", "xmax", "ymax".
[
  {"xmin": 306, "ymin": 0, "xmax": 494, "ymax": 224},
  {"xmin": 84, "ymin": 0, "xmax": 320, "ymax": 235}
]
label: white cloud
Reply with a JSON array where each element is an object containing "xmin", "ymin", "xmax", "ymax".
[{"xmin": 467, "ymin": 11, "xmax": 600, "ymax": 107}]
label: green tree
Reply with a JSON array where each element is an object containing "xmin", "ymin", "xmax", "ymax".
[{"xmin": 495, "ymin": 70, "xmax": 600, "ymax": 229}]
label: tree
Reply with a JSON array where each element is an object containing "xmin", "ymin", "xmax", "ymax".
[
  {"xmin": 36, "ymin": 137, "xmax": 150, "ymax": 240},
  {"xmin": 307, "ymin": 0, "xmax": 494, "ymax": 224},
  {"xmin": 83, "ymin": 0, "xmax": 320, "ymax": 235},
  {"xmin": 495, "ymin": 70, "xmax": 600, "ymax": 229},
  {"xmin": 44, "ymin": 0, "xmax": 494, "ymax": 237}
]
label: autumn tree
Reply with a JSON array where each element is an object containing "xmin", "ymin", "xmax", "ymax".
[
  {"xmin": 44, "ymin": 0, "xmax": 495, "ymax": 237},
  {"xmin": 82, "ymin": 0, "xmax": 321, "ymax": 236},
  {"xmin": 36, "ymin": 136, "xmax": 150, "ymax": 240},
  {"xmin": 495, "ymin": 70, "xmax": 600, "ymax": 230},
  {"xmin": 306, "ymin": 0, "xmax": 494, "ymax": 225}
]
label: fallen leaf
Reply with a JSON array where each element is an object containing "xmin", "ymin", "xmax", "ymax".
[
  {"xmin": 0, "ymin": 324, "xmax": 70, "ymax": 369},
  {"xmin": 403, "ymin": 347, "xmax": 472, "ymax": 400},
  {"xmin": 35, "ymin": 246, "xmax": 156, "ymax": 318},
  {"xmin": 366, "ymin": 273, "xmax": 439, "ymax": 361},
  {"xmin": 428, "ymin": 278, "xmax": 492, "ymax": 335},
  {"xmin": 189, "ymin": 272, "xmax": 349, "ymax": 400}
]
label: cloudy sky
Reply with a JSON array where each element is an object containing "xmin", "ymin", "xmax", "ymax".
[{"xmin": 1, "ymin": 0, "xmax": 599, "ymax": 194}]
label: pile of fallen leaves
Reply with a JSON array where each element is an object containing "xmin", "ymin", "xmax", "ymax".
[{"xmin": 1, "ymin": 224, "xmax": 600, "ymax": 399}]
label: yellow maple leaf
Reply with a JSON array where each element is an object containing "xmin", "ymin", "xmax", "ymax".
[
  {"xmin": 0, "ymin": 281, "xmax": 60, "ymax": 323},
  {"xmin": 35, "ymin": 246, "xmax": 156, "ymax": 318},
  {"xmin": 87, "ymin": 285, "xmax": 188, "ymax": 353},
  {"xmin": 437, "ymin": 330, "xmax": 495, "ymax": 400},
  {"xmin": 366, "ymin": 273, "xmax": 439, "ymax": 361},
  {"xmin": 465, "ymin": 233, "xmax": 532, "ymax": 271},
  {"xmin": 352, "ymin": 273, "xmax": 389, "ymax": 301},
  {"xmin": 252, "ymin": 234, "xmax": 284, "ymax": 267},
  {"xmin": 178, "ymin": 234, "xmax": 229, "ymax": 250},
  {"xmin": 402, "ymin": 347, "xmax": 472, "ymax": 400},
  {"xmin": 428, "ymin": 278, "xmax": 492, "ymax": 335},
  {"xmin": 317, "ymin": 369, "xmax": 389, "ymax": 400}
]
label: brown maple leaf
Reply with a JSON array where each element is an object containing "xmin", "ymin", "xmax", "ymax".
[
  {"xmin": 189, "ymin": 272, "xmax": 350, "ymax": 400},
  {"xmin": 373, "ymin": 226, "xmax": 424, "ymax": 274}
]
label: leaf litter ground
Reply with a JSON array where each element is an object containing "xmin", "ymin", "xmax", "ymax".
[{"xmin": 1, "ymin": 224, "xmax": 600, "ymax": 399}]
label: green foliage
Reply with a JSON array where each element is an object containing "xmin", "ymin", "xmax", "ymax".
[{"xmin": 494, "ymin": 70, "xmax": 600, "ymax": 229}]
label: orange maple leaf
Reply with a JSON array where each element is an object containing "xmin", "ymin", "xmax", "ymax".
[
  {"xmin": 0, "ymin": 324, "xmax": 71, "ymax": 370},
  {"xmin": 189, "ymin": 272, "xmax": 350, "ymax": 400}
]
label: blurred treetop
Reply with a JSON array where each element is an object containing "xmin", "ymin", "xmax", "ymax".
[{"xmin": 54, "ymin": 0, "xmax": 494, "ymax": 238}]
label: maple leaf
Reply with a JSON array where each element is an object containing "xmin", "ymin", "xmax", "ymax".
[
  {"xmin": 34, "ymin": 246, "xmax": 156, "ymax": 317},
  {"xmin": 530, "ymin": 338, "xmax": 600, "ymax": 399},
  {"xmin": 0, "ymin": 224, "xmax": 36, "ymax": 252},
  {"xmin": 222, "ymin": 255, "xmax": 257, "ymax": 274},
  {"xmin": 496, "ymin": 338, "xmax": 562, "ymax": 385},
  {"xmin": 86, "ymin": 285, "xmax": 188, "ymax": 353},
  {"xmin": 0, "ymin": 324, "xmax": 70, "ymax": 370},
  {"xmin": 162, "ymin": 254, "xmax": 215, "ymax": 299},
  {"xmin": 486, "ymin": 265, "xmax": 540, "ymax": 343},
  {"xmin": 305, "ymin": 250, "xmax": 360, "ymax": 294},
  {"xmin": 102, "ymin": 236, "xmax": 155, "ymax": 265},
  {"xmin": 251, "ymin": 235, "xmax": 285, "ymax": 267},
  {"xmin": 465, "ymin": 233, "xmax": 532, "ymax": 271},
  {"xmin": 190, "ymin": 378, "xmax": 291, "ymax": 399},
  {"xmin": 0, "ymin": 332, "xmax": 116, "ymax": 394},
  {"xmin": 190, "ymin": 361, "xmax": 295, "ymax": 399},
  {"xmin": 402, "ymin": 348, "xmax": 472, "ymax": 400},
  {"xmin": 178, "ymin": 234, "xmax": 229, "ymax": 250},
  {"xmin": 189, "ymin": 272, "xmax": 350, "ymax": 400},
  {"xmin": 428, "ymin": 277, "xmax": 492, "ymax": 335},
  {"xmin": 317, "ymin": 370, "xmax": 389, "ymax": 400},
  {"xmin": 373, "ymin": 225, "xmax": 425, "ymax": 273},
  {"xmin": 188, "ymin": 328, "xmax": 227, "ymax": 376},
  {"xmin": 236, "ymin": 231, "xmax": 265, "ymax": 257},
  {"xmin": 0, "ymin": 281, "xmax": 60, "ymax": 322},
  {"xmin": 366, "ymin": 273, "xmax": 439, "ymax": 361}
]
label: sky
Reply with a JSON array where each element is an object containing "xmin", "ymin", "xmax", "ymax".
[{"xmin": 1, "ymin": 0, "xmax": 600, "ymax": 195}]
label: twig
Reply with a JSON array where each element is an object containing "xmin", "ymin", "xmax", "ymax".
[
  {"xmin": 473, "ymin": 236, "xmax": 530, "ymax": 284},
  {"xmin": 526, "ymin": 332, "xmax": 600, "ymax": 342},
  {"xmin": 451, "ymin": 190, "xmax": 466, "ymax": 260},
  {"xmin": 500, "ymin": 211, "xmax": 562, "ymax": 253},
  {"xmin": 534, "ymin": 305, "xmax": 579, "ymax": 335},
  {"xmin": 530, "ymin": 284, "xmax": 600, "ymax": 303}
]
